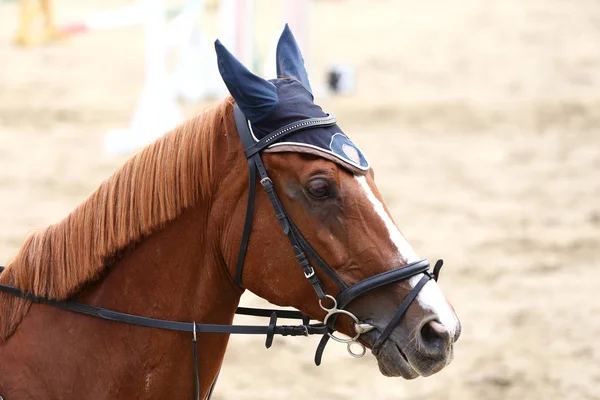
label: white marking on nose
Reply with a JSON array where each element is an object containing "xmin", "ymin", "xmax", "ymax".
[
  {"xmin": 355, "ymin": 176, "xmax": 458, "ymax": 335},
  {"xmin": 408, "ymin": 275, "xmax": 458, "ymax": 335},
  {"xmin": 355, "ymin": 176, "xmax": 420, "ymax": 263}
]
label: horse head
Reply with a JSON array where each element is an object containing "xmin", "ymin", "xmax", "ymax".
[
  {"xmin": 215, "ymin": 25, "xmax": 461, "ymax": 379},
  {"xmin": 0, "ymin": 25, "xmax": 462, "ymax": 399}
]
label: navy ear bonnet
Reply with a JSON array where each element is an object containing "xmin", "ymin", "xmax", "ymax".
[
  {"xmin": 248, "ymin": 80, "xmax": 369, "ymax": 173},
  {"xmin": 215, "ymin": 24, "xmax": 369, "ymax": 174}
]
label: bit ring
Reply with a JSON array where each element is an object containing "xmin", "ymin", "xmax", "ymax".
[{"xmin": 323, "ymin": 309, "xmax": 361, "ymax": 343}]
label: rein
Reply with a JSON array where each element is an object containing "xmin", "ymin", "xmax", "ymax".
[
  {"xmin": 0, "ymin": 104, "xmax": 445, "ymax": 399},
  {"xmin": 0, "ymin": 266, "xmax": 326, "ymax": 399}
]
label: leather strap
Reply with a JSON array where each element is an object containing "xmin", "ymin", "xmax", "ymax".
[
  {"xmin": 235, "ymin": 306, "xmax": 309, "ymax": 320},
  {"xmin": 233, "ymin": 105, "xmax": 333, "ymax": 300},
  {"xmin": 432, "ymin": 259, "xmax": 443, "ymax": 281},
  {"xmin": 0, "ymin": 266, "xmax": 327, "ymax": 400},
  {"xmin": 314, "ymin": 334, "xmax": 330, "ymax": 366},
  {"xmin": 335, "ymin": 259, "xmax": 430, "ymax": 309},
  {"xmin": 193, "ymin": 332, "xmax": 200, "ymax": 400},
  {"xmin": 286, "ymin": 215, "xmax": 347, "ymax": 290},
  {"xmin": 205, "ymin": 367, "xmax": 220, "ymax": 400},
  {"xmin": 233, "ymin": 157, "xmax": 257, "ymax": 287},
  {"xmin": 230, "ymin": 104, "xmax": 447, "ymax": 368},
  {"xmin": 315, "ymin": 260, "xmax": 435, "ymax": 364},
  {"xmin": 372, "ymin": 274, "xmax": 432, "ymax": 353},
  {"xmin": 258, "ymin": 175, "xmax": 327, "ymax": 300},
  {"xmin": 0, "ymin": 269, "xmax": 327, "ymax": 338}
]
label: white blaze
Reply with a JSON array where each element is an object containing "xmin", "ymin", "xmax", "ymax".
[{"xmin": 355, "ymin": 176, "xmax": 458, "ymax": 335}]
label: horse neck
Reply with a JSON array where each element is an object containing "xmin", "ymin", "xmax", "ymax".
[
  {"xmin": 0, "ymin": 105, "xmax": 249, "ymax": 398},
  {"xmin": 71, "ymin": 184, "xmax": 242, "ymax": 396},
  {"xmin": 79, "ymin": 206, "xmax": 240, "ymax": 325},
  {"xmin": 80, "ymin": 121, "xmax": 244, "ymax": 325}
]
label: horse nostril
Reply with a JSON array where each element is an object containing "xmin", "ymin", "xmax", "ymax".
[{"xmin": 419, "ymin": 320, "xmax": 450, "ymax": 356}]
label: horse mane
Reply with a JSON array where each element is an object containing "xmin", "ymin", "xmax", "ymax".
[{"xmin": 0, "ymin": 97, "xmax": 235, "ymax": 342}]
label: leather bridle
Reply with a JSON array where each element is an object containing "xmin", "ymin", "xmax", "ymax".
[
  {"xmin": 231, "ymin": 104, "xmax": 444, "ymax": 362},
  {"xmin": 0, "ymin": 104, "xmax": 445, "ymax": 399}
]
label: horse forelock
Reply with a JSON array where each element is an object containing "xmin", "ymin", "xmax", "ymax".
[{"xmin": 0, "ymin": 97, "xmax": 236, "ymax": 342}]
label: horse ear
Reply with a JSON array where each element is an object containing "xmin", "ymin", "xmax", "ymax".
[
  {"xmin": 276, "ymin": 24, "xmax": 312, "ymax": 94},
  {"xmin": 214, "ymin": 39, "xmax": 278, "ymax": 123}
]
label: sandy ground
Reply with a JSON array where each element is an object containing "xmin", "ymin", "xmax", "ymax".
[{"xmin": 1, "ymin": 0, "xmax": 600, "ymax": 399}]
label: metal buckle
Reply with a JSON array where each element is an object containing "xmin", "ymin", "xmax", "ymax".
[
  {"xmin": 303, "ymin": 266, "xmax": 315, "ymax": 278},
  {"xmin": 260, "ymin": 177, "xmax": 272, "ymax": 186}
]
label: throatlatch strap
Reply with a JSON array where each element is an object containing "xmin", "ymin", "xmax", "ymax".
[{"xmin": 234, "ymin": 157, "xmax": 258, "ymax": 287}]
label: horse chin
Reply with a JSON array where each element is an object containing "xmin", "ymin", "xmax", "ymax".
[
  {"xmin": 373, "ymin": 340, "xmax": 420, "ymax": 379},
  {"xmin": 362, "ymin": 330, "xmax": 453, "ymax": 379}
]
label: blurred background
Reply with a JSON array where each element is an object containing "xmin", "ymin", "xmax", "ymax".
[{"xmin": 1, "ymin": 0, "xmax": 599, "ymax": 399}]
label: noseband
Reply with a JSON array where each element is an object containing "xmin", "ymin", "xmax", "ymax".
[{"xmin": 232, "ymin": 105, "xmax": 444, "ymax": 362}]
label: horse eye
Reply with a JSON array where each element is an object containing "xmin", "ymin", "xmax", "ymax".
[{"xmin": 307, "ymin": 178, "xmax": 331, "ymax": 199}]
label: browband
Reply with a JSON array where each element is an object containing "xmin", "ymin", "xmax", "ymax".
[{"xmin": 244, "ymin": 113, "xmax": 337, "ymax": 158}]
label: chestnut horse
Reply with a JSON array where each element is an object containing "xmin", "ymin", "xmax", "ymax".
[{"xmin": 0, "ymin": 26, "xmax": 460, "ymax": 399}]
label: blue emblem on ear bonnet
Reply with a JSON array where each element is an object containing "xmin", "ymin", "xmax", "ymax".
[{"xmin": 329, "ymin": 134, "xmax": 369, "ymax": 169}]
